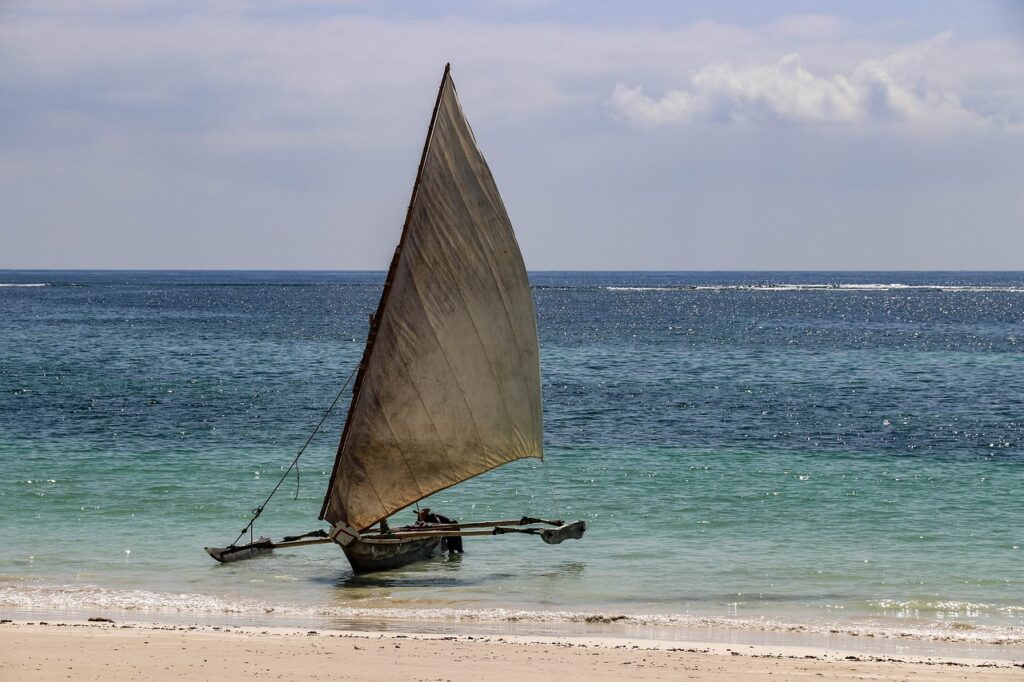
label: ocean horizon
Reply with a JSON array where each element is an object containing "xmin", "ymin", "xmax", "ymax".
[{"xmin": 2, "ymin": 269, "xmax": 1021, "ymax": 658}]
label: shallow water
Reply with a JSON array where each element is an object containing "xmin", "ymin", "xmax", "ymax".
[{"xmin": 1, "ymin": 270, "xmax": 1022, "ymax": 648}]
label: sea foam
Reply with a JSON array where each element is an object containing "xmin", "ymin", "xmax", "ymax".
[{"xmin": 2, "ymin": 582, "xmax": 1021, "ymax": 646}]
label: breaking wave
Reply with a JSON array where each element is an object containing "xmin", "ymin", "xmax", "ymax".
[
  {"xmin": 605, "ymin": 284, "xmax": 1024, "ymax": 293},
  {"xmin": 2, "ymin": 582, "xmax": 1022, "ymax": 646}
]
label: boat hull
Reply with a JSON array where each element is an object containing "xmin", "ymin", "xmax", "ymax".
[{"xmin": 342, "ymin": 536, "xmax": 442, "ymax": 573}]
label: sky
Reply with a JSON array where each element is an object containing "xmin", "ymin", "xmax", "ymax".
[{"xmin": 1, "ymin": 0, "xmax": 1023, "ymax": 270}]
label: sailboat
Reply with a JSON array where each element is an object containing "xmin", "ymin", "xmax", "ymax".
[{"xmin": 205, "ymin": 64, "xmax": 585, "ymax": 573}]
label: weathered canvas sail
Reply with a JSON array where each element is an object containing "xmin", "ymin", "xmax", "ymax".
[{"xmin": 320, "ymin": 65, "xmax": 543, "ymax": 531}]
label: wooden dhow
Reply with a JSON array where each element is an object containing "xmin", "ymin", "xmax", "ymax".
[{"xmin": 206, "ymin": 64, "xmax": 585, "ymax": 573}]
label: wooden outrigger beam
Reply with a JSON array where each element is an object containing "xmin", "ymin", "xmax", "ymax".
[
  {"xmin": 361, "ymin": 519, "xmax": 586, "ymax": 545},
  {"xmin": 380, "ymin": 516, "xmax": 565, "ymax": 532},
  {"xmin": 206, "ymin": 518, "xmax": 585, "ymax": 563},
  {"xmin": 362, "ymin": 529, "xmax": 525, "ymax": 541},
  {"xmin": 270, "ymin": 537, "xmax": 334, "ymax": 549}
]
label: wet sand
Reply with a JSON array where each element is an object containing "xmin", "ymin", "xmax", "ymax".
[{"xmin": 1, "ymin": 620, "xmax": 1021, "ymax": 681}]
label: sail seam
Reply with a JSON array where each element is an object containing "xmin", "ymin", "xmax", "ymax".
[
  {"xmin": 423, "ymin": 119, "xmax": 520, "ymax": 457},
  {"xmin": 375, "ymin": 387, "xmax": 428, "ymax": 505},
  {"xmin": 390, "ymin": 321, "xmax": 463, "ymax": 496},
  {"xmin": 443, "ymin": 98, "xmax": 541, "ymax": 455},
  {"xmin": 424, "ymin": 230, "xmax": 519, "ymax": 457},
  {"xmin": 354, "ymin": 447, "xmax": 391, "ymax": 530},
  {"xmin": 353, "ymin": 315, "xmax": 483, "ymax": 528},
  {"xmin": 402, "ymin": 231, "xmax": 488, "ymax": 465}
]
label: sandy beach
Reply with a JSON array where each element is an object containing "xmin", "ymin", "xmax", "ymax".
[{"xmin": 1, "ymin": 620, "xmax": 1021, "ymax": 681}]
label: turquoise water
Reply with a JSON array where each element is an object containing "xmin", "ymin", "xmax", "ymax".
[{"xmin": 1, "ymin": 271, "xmax": 1022, "ymax": 649}]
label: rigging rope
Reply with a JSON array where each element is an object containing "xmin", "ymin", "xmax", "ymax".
[
  {"xmin": 540, "ymin": 460, "xmax": 564, "ymax": 521},
  {"xmin": 229, "ymin": 366, "xmax": 358, "ymax": 548}
]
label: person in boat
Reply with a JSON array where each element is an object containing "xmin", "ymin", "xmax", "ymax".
[{"xmin": 417, "ymin": 508, "xmax": 464, "ymax": 554}]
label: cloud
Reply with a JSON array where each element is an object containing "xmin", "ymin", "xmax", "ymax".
[
  {"xmin": 612, "ymin": 33, "xmax": 1012, "ymax": 131},
  {"xmin": 1, "ymin": 5, "xmax": 1022, "ymax": 268}
]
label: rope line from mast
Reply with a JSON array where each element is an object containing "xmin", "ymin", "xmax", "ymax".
[
  {"xmin": 540, "ymin": 459, "xmax": 563, "ymax": 522},
  {"xmin": 229, "ymin": 366, "xmax": 358, "ymax": 548}
]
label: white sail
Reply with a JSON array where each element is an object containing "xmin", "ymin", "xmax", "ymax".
[{"xmin": 321, "ymin": 66, "xmax": 543, "ymax": 531}]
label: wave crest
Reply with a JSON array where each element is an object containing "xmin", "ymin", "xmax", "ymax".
[{"xmin": 1, "ymin": 583, "xmax": 1021, "ymax": 645}]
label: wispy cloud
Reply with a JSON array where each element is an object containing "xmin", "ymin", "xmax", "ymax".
[{"xmin": 612, "ymin": 33, "xmax": 1014, "ymax": 131}]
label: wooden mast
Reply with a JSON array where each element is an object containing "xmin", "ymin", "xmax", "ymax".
[{"xmin": 319, "ymin": 64, "xmax": 452, "ymax": 523}]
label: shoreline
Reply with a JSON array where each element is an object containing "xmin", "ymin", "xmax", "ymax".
[
  {"xmin": 2, "ymin": 619, "xmax": 1021, "ymax": 682},
  {"xmin": 3, "ymin": 602, "xmax": 1022, "ymax": 664},
  {"xmin": 3, "ymin": 578, "xmax": 1022, "ymax": 660},
  {"xmin": 4, "ymin": 573, "xmax": 1019, "ymax": 659}
]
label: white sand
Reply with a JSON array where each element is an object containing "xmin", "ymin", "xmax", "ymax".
[{"xmin": 2, "ymin": 619, "xmax": 1021, "ymax": 681}]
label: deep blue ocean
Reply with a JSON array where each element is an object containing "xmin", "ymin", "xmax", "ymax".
[{"xmin": 1, "ymin": 271, "xmax": 1022, "ymax": 652}]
